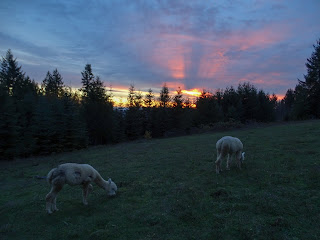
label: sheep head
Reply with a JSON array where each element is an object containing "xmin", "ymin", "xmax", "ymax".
[{"xmin": 105, "ymin": 178, "xmax": 117, "ymax": 196}]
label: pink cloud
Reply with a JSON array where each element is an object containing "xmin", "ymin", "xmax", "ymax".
[
  {"xmin": 222, "ymin": 23, "xmax": 290, "ymax": 51},
  {"xmin": 150, "ymin": 35, "xmax": 192, "ymax": 80},
  {"xmin": 150, "ymin": 23, "xmax": 290, "ymax": 82},
  {"xmin": 197, "ymin": 49, "xmax": 228, "ymax": 79}
]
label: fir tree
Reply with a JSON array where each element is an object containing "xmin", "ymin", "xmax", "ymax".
[
  {"xmin": 297, "ymin": 38, "xmax": 320, "ymax": 117},
  {"xmin": 144, "ymin": 88, "xmax": 155, "ymax": 108},
  {"xmin": 159, "ymin": 84, "xmax": 170, "ymax": 108},
  {"xmin": 80, "ymin": 64, "xmax": 95, "ymax": 101},
  {"xmin": 42, "ymin": 69, "xmax": 64, "ymax": 97}
]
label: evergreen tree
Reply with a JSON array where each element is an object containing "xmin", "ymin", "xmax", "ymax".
[
  {"xmin": 256, "ymin": 90, "xmax": 275, "ymax": 122},
  {"xmin": 292, "ymin": 84, "xmax": 309, "ymax": 119},
  {"xmin": 33, "ymin": 96, "xmax": 55, "ymax": 154},
  {"xmin": 127, "ymin": 84, "xmax": 136, "ymax": 108},
  {"xmin": 184, "ymin": 97, "xmax": 192, "ymax": 109},
  {"xmin": 80, "ymin": 64, "xmax": 95, "ymax": 101},
  {"xmin": 282, "ymin": 89, "xmax": 295, "ymax": 120},
  {"xmin": 61, "ymin": 89, "xmax": 88, "ymax": 150},
  {"xmin": 159, "ymin": 84, "xmax": 170, "ymax": 108},
  {"xmin": 172, "ymin": 87, "xmax": 184, "ymax": 129},
  {"xmin": 125, "ymin": 85, "xmax": 143, "ymax": 140},
  {"xmin": 144, "ymin": 88, "xmax": 155, "ymax": 108},
  {"xmin": 155, "ymin": 84, "xmax": 172, "ymax": 135},
  {"xmin": 222, "ymin": 86, "xmax": 241, "ymax": 121},
  {"xmin": 237, "ymin": 82, "xmax": 259, "ymax": 122},
  {"xmin": 79, "ymin": 64, "xmax": 113, "ymax": 144},
  {"xmin": 195, "ymin": 90, "xmax": 223, "ymax": 125},
  {"xmin": 0, "ymin": 49, "xmax": 39, "ymax": 159},
  {"xmin": 172, "ymin": 87, "xmax": 183, "ymax": 109},
  {"xmin": 296, "ymin": 38, "xmax": 320, "ymax": 118},
  {"xmin": 134, "ymin": 90, "xmax": 143, "ymax": 109},
  {"xmin": 42, "ymin": 69, "xmax": 64, "ymax": 97},
  {"xmin": 0, "ymin": 49, "xmax": 24, "ymax": 96},
  {"xmin": 0, "ymin": 94, "xmax": 18, "ymax": 159},
  {"xmin": 143, "ymin": 88, "xmax": 155, "ymax": 136}
]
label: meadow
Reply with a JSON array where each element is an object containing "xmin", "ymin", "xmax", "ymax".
[{"xmin": 0, "ymin": 120, "xmax": 320, "ymax": 240}]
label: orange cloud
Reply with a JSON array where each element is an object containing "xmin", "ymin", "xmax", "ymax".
[{"xmin": 181, "ymin": 88, "xmax": 202, "ymax": 97}]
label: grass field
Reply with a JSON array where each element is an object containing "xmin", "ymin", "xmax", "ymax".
[{"xmin": 1, "ymin": 120, "xmax": 320, "ymax": 240}]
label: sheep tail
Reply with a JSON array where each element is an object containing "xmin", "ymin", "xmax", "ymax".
[
  {"xmin": 47, "ymin": 168, "xmax": 58, "ymax": 185},
  {"xmin": 47, "ymin": 167, "xmax": 66, "ymax": 186}
]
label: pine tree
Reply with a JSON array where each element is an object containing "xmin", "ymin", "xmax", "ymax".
[
  {"xmin": 292, "ymin": 84, "xmax": 309, "ymax": 119},
  {"xmin": 143, "ymin": 88, "xmax": 155, "ymax": 136},
  {"xmin": 0, "ymin": 94, "xmax": 18, "ymax": 159},
  {"xmin": 172, "ymin": 87, "xmax": 184, "ymax": 129},
  {"xmin": 297, "ymin": 38, "xmax": 320, "ymax": 118},
  {"xmin": 62, "ymin": 90, "xmax": 88, "ymax": 149},
  {"xmin": 222, "ymin": 86, "xmax": 241, "ymax": 121},
  {"xmin": 144, "ymin": 88, "xmax": 155, "ymax": 108},
  {"xmin": 282, "ymin": 89, "xmax": 295, "ymax": 120},
  {"xmin": 195, "ymin": 90, "xmax": 222, "ymax": 125},
  {"xmin": 0, "ymin": 49, "xmax": 24, "ymax": 96},
  {"xmin": 125, "ymin": 85, "xmax": 143, "ymax": 140},
  {"xmin": 42, "ymin": 69, "xmax": 64, "ymax": 97},
  {"xmin": 80, "ymin": 64, "xmax": 95, "ymax": 101},
  {"xmin": 237, "ymin": 82, "xmax": 259, "ymax": 122},
  {"xmin": 159, "ymin": 84, "xmax": 170, "ymax": 108},
  {"xmin": 79, "ymin": 64, "xmax": 113, "ymax": 144},
  {"xmin": 127, "ymin": 84, "xmax": 136, "ymax": 108},
  {"xmin": 0, "ymin": 49, "xmax": 39, "ymax": 159},
  {"xmin": 172, "ymin": 87, "xmax": 183, "ymax": 109}
]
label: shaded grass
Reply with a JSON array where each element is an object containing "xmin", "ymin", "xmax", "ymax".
[{"xmin": 0, "ymin": 120, "xmax": 320, "ymax": 239}]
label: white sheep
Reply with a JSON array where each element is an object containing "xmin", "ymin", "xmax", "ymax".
[
  {"xmin": 45, "ymin": 163, "xmax": 117, "ymax": 214},
  {"xmin": 215, "ymin": 136, "xmax": 245, "ymax": 174}
]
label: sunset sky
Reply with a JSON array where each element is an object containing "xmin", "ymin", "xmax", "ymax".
[{"xmin": 1, "ymin": 0, "xmax": 320, "ymax": 102}]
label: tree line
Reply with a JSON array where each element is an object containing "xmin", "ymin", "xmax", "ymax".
[{"xmin": 0, "ymin": 38, "xmax": 319, "ymax": 159}]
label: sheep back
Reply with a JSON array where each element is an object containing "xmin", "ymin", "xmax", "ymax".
[
  {"xmin": 55, "ymin": 163, "xmax": 98, "ymax": 186},
  {"xmin": 216, "ymin": 136, "xmax": 243, "ymax": 154}
]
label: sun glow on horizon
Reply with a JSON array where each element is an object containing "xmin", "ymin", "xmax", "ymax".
[{"xmin": 181, "ymin": 89, "xmax": 202, "ymax": 97}]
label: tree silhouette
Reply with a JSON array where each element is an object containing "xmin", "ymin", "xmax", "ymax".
[
  {"xmin": 159, "ymin": 84, "xmax": 170, "ymax": 108},
  {"xmin": 0, "ymin": 49, "xmax": 38, "ymax": 159},
  {"xmin": 79, "ymin": 64, "xmax": 113, "ymax": 144},
  {"xmin": 296, "ymin": 38, "xmax": 320, "ymax": 118},
  {"xmin": 42, "ymin": 69, "xmax": 64, "ymax": 97},
  {"xmin": 144, "ymin": 88, "xmax": 155, "ymax": 108},
  {"xmin": 125, "ymin": 84, "xmax": 143, "ymax": 140}
]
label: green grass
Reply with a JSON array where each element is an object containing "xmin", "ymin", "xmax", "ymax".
[{"xmin": 1, "ymin": 121, "xmax": 320, "ymax": 240}]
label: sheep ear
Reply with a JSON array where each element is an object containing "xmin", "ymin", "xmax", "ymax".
[
  {"xmin": 108, "ymin": 178, "xmax": 112, "ymax": 184},
  {"xmin": 242, "ymin": 152, "xmax": 245, "ymax": 158}
]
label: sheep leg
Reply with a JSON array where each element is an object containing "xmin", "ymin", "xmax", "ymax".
[
  {"xmin": 236, "ymin": 152, "xmax": 242, "ymax": 170},
  {"xmin": 82, "ymin": 182, "xmax": 93, "ymax": 205},
  {"xmin": 52, "ymin": 196, "xmax": 58, "ymax": 212},
  {"xmin": 215, "ymin": 152, "xmax": 222, "ymax": 174},
  {"xmin": 46, "ymin": 184, "xmax": 63, "ymax": 214},
  {"xmin": 226, "ymin": 154, "xmax": 231, "ymax": 170}
]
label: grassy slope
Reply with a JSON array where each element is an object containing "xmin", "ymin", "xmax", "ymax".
[{"xmin": 0, "ymin": 121, "xmax": 320, "ymax": 240}]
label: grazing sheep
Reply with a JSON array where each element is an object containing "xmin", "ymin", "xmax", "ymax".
[
  {"xmin": 215, "ymin": 136, "xmax": 245, "ymax": 174},
  {"xmin": 45, "ymin": 163, "xmax": 117, "ymax": 214}
]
